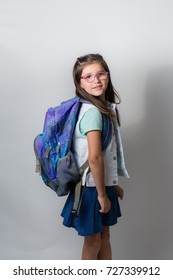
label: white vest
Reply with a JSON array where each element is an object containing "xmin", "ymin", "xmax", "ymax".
[{"xmin": 72, "ymin": 103, "xmax": 118, "ymax": 187}]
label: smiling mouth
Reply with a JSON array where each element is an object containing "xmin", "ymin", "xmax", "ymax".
[{"xmin": 93, "ymin": 85, "xmax": 102, "ymax": 89}]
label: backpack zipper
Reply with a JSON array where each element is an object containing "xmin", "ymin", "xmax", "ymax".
[
  {"xmin": 35, "ymin": 158, "xmax": 41, "ymax": 175},
  {"xmin": 45, "ymin": 146, "xmax": 52, "ymax": 158},
  {"xmin": 56, "ymin": 142, "xmax": 60, "ymax": 154},
  {"xmin": 33, "ymin": 136, "xmax": 42, "ymax": 175}
]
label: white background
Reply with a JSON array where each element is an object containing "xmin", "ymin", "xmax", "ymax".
[{"xmin": 0, "ymin": 0, "xmax": 173, "ymax": 259}]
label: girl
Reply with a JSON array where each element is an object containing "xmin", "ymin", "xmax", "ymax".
[{"xmin": 61, "ymin": 53, "xmax": 129, "ymax": 260}]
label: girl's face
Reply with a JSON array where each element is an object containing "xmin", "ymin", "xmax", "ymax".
[{"xmin": 80, "ymin": 62, "xmax": 109, "ymax": 101}]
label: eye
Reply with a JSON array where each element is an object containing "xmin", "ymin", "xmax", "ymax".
[
  {"xmin": 85, "ymin": 74, "xmax": 93, "ymax": 80},
  {"xmin": 98, "ymin": 71, "xmax": 106, "ymax": 77}
]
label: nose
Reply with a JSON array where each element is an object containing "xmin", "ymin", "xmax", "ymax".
[{"xmin": 93, "ymin": 74, "xmax": 100, "ymax": 82}]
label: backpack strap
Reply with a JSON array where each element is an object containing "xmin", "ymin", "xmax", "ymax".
[{"xmin": 101, "ymin": 114, "xmax": 112, "ymax": 151}]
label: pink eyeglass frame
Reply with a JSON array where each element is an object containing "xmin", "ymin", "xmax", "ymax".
[{"xmin": 80, "ymin": 71, "xmax": 108, "ymax": 82}]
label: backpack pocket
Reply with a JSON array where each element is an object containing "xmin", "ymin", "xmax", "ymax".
[{"xmin": 57, "ymin": 151, "xmax": 80, "ymax": 196}]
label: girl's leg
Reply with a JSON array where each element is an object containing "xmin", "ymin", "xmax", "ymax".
[
  {"xmin": 98, "ymin": 226, "xmax": 112, "ymax": 260},
  {"xmin": 82, "ymin": 226, "xmax": 112, "ymax": 260},
  {"xmin": 82, "ymin": 233, "xmax": 102, "ymax": 260}
]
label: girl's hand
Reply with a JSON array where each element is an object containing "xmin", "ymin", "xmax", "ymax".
[
  {"xmin": 98, "ymin": 195, "xmax": 111, "ymax": 213},
  {"xmin": 115, "ymin": 185, "xmax": 124, "ymax": 200}
]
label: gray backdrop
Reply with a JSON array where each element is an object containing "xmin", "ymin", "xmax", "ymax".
[{"xmin": 0, "ymin": 0, "xmax": 173, "ymax": 259}]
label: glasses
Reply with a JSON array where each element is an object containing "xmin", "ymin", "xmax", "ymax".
[{"xmin": 80, "ymin": 71, "xmax": 108, "ymax": 83}]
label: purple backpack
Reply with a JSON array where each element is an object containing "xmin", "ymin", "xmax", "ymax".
[{"xmin": 34, "ymin": 96, "xmax": 111, "ymax": 213}]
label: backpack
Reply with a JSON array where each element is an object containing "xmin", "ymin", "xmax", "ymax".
[{"xmin": 34, "ymin": 96, "xmax": 112, "ymax": 215}]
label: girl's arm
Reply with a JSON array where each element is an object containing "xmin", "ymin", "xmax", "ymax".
[
  {"xmin": 116, "ymin": 185, "xmax": 124, "ymax": 200},
  {"xmin": 86, "ymin": 130, "xmax": 111, "ymax": 213}
]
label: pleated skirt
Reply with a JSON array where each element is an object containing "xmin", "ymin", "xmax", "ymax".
[{"xmin": 61, "ymin": 186, "xmax": 121, "ymax": 236}]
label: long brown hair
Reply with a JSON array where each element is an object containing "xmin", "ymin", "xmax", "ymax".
[{"xmin": 73, "ymin": 53, "xmax": 121, "ymax": 125}]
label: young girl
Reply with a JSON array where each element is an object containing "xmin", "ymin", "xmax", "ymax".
[{"xmin": 61, "ymin": 53, "xmax": 129, "ymax": 260}]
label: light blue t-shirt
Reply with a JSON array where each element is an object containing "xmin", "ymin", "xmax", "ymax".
[{"xmin": 79, "ymin": 107, "xmax": 102, "ymax": 136}]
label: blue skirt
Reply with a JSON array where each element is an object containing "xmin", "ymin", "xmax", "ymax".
[{"xmin": 61, "ymin": 186, "xmax": 121, "ymax": 236}]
